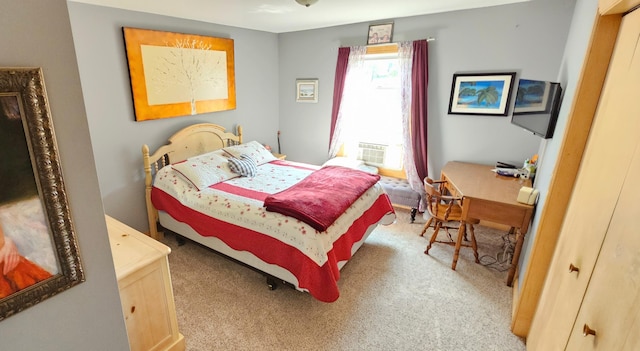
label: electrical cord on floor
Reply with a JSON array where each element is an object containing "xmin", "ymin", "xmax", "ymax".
[{"xmin": 479, "ymin": 232, "xmax": 516, "ymax": 272}]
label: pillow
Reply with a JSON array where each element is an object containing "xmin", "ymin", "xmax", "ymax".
[
  {"xmin": 357, "ymin": 164, "xmax": 379, "ymax": 174},
  {"xmin": 322, "ymin": 157, "xmax": 379, "ymax": 174},
  {"xmin": 228, "ymin": 154, "xmax": 257, "ymax": 177},
  {"xmin": 322, "ymin": 156, "xmax": 365, "ymax": 168},
  {"xmin": 171, "ymin": 151, "xmax": 238, "ymax": 190},
  {"xmin": 224, "ymin": 141, "xmax": 277, "ymax": 165}
]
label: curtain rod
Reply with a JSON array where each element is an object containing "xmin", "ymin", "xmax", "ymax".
[{"xmin": 365, "ymin": 37, "xmax": 436, "ymax": 48}]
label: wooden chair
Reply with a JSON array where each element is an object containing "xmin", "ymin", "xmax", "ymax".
[{"xmin": 420, "ymin": 177, "xmax": 479, "ymax": 270}]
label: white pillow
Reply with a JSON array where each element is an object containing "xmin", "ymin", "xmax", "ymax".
[
  {"xmin": 322, "ymin": 157, "xmax": 365, "ymax": 168},
  {"xmin": 171, "ymin": 151, "xmax": 238, "ymax": 190},
  {"xmin": 224, "ymin": 141, "xmax": 277, "ymax": 165},
  {"xmin": 322, "ymin": 157, "xmax": 379, "ymax": 174}
]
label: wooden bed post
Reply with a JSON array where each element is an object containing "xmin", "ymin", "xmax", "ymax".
[
  {"xmin": 142, "ymin": 144, "xmax": 160, "ymax": 240},
  {"xmin": 236, "ymin": 125, "xmax": 243, "ymax": 144}
]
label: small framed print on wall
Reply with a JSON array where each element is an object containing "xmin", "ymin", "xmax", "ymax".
[{"xmin": 296, "ymin": 79, "xmax": 318, "ymax": 103}]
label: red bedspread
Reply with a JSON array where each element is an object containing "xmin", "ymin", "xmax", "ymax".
[
  {"xmin": 263, "ymin": 166, "xmax": 381, "ymax": 232},
  {"xmin": 151, "ymin": 161, "xmax": 395, "ymax": 302},
  {"xmin": 151, "ymin": 187, "xmax": 394, "ymax": 302}
]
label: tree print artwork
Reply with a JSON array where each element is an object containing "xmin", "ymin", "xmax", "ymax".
[{"xmin": 124, "ymin": 28, "xmax": 236, "ymax": 121}]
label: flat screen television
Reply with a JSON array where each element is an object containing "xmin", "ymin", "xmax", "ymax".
[{"xmin": 511, "ymin": 79, "xmax": 563, "ymax": 139}]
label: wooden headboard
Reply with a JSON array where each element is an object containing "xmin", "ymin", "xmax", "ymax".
[{"xmin": 142, "ymin": 123, "xmax": 243, "ymax": 239}]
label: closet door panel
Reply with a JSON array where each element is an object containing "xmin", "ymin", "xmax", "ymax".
[
  {"xmin": 566, "ymin": 142, "xmax": 640, "ymax": 350},
  {"xmin": 527, "ymin": 8, "xmax": 640, "ymax": 350}
]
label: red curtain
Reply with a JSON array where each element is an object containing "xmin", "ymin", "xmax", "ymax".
[
  {"xmin": 329, "ymin": 47, "xmax": 350, "ymax": 146},
  {"xmin": 411, "ymin": 40, "xmax": 429, "ymax": 180}
]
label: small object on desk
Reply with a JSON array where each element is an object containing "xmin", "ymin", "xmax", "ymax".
[
  {"xmin": 517, "ymin": 186, "xmax": 539, "ymax": 205},
  {"xmin": 496, "ymin": 161, "xmax": 517, "ymax": 169},
  {"xmin": 519, "ymin": 168, "xmax": 532, "ymax": 179},
  {"xmin": 494, "ymin": 168, "xmax": 520, "ymax": 177},
  {"xmin": 523, "ymin": 158, "xmax": 537, "ymax": 178}
]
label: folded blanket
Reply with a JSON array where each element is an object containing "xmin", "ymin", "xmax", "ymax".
[{"xmin": 264, "ymin": 166, "xmax": 381, "ymax": 232}]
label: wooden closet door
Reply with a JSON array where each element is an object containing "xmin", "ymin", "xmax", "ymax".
[
  {"xmin": 527, "ymin": 7, "xmax": 640, "ymax": 350},
  {"xmin": 565, "ymin": 142, "xmax": 640, "ymax": 350},
  {"xmin": 565, "ymin": 10, "xmax": 640, "ymax": 349}
]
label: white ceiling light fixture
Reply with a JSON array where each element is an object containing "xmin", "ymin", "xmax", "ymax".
[{"xmin": 295, "ymin": 0, "xmax": 318, "ymax": 7}]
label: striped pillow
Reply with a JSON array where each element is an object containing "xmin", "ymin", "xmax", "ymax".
[
  {"xmin": 224, "ymin": 141, "xmax": 277, "ymax": 165},
  {"xmin": 228, "ymin": 154, "xmax": 257, "ymax": 177}
]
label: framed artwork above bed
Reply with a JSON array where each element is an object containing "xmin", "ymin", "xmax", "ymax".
[{"xmin": 123, "ymin": 27, "xmax": 237, "ymax": 121}]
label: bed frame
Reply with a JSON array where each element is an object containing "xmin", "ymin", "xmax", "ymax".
[
  {"xmin": 143, "ymin": 123, "xmax": 243, "ymax": 240},
  {"xmin": 142, "ymin": 123, "xmax": 381, "ymax": 292}
]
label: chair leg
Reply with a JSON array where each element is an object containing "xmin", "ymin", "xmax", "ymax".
[
  {"xmin": 424, "ymin": 221, "xmax": 441, "ymax": 255},
  {"xmin": 468, "ymin": 224, "xmax": 479, "ymax": 263},
  {"xmin": 420, "ymin": 217, "xmax": 433, "ymax": 237},
  {"xmin": 451, "ymin": 222, "xmax": 466, "ymax": 270}
]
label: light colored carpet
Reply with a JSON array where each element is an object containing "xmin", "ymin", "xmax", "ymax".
[{"xmin": 162, "ymin": 208, "xmax": 526, "ymax": 351}]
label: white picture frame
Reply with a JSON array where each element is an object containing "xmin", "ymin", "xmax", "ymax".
[{"xmin": 296, "ymin": 79, "xmax": 318, "ymax": 103}]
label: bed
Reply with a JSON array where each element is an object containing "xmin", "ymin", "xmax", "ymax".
[{"xmin": 142, "ymin": 123, "xmax": 396, "ymax": 302}]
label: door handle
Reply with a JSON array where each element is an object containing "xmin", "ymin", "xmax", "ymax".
[{"xmin": 569, "ymin": 263, "xmax": 580, "ymax": 274}]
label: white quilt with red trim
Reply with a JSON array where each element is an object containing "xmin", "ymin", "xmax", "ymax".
[{"xmin": 151, "ymin": 160, "xmax": 395, "ymax": 302}]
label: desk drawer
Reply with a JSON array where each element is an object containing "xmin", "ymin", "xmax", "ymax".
[
  {"xmin": 466, "ymin": 198, "xmax": 528, "ymax": 229},
  {"xmin": 442, "ymin": 177, "xmax": 461, "ymax": 198}
]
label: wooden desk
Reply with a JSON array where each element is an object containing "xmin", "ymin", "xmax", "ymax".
[{"xmin": 441, "ymin": 161, "xmax": 534, "ymax": 286}]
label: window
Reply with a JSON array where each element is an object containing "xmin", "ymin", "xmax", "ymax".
[{"xmin": 339, "ymin": 46, "xmax": 404, "ymax": 177}]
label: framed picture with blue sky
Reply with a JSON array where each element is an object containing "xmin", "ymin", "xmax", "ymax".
[{"xmin": 448, "ymin": 72, "xmax": 516, "ymax": 116}]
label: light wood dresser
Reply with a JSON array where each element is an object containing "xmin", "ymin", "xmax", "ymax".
[{"xmin": 106, "ymin": 215, "xmax": 185, "ymax": 351}]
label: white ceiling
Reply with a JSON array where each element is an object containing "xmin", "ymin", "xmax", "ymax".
[{"xmin": 70, "ymin": 0, "xmax": 530, "ymax": 33}]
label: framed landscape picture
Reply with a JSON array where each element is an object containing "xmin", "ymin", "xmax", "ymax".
[
  {"xmin": 296, "ymin": 79, "xmax": 318, "ymax": 103},
  {"xmin": 448, "ymin": 72, "xmax": 516, "ymax": 116}
]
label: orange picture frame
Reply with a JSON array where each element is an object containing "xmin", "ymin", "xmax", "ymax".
[{"xmin": 123, "ymin": 27, "xmax": 236, "ymax": 121}]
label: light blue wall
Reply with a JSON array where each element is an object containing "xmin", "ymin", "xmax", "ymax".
[
  {"xmin": 0, "ymin": 1, "xmax": 129, "ymax": 349},
  {"xmin": 278, "ymin": 0, "xmax": 576, "ymax": 177},
  {"xmin": 518, "ymin": 0, "xmax": 599, "ymax": 286},
  {"xmin": 68, "ymin": 1, "xmax": 577, "ymax": 261},
  {"xmin": 68, "ymin": 3, "xmax": 280, "ymax": 231}
]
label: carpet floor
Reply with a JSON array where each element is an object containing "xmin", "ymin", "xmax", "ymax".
[{"xmin": 162, "ymin": 208, "xmax": 526, "ymax": 350}]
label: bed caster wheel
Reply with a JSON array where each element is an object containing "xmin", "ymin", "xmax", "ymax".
[
  {"xmin": 176, "ymin": 236, "xmax": 186, "ymax": 246},
  {"xmin": 266, "ymin": 277, "xmax": 278, "ymax": 290}
]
